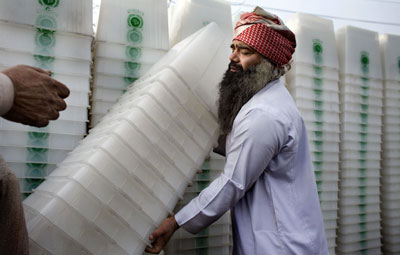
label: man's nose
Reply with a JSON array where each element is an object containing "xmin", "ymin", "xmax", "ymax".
[{"xmin": 229, "ymin": 50, "xmax": 239, "ymax": 63}]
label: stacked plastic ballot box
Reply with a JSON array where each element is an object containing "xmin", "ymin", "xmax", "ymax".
[
  {"xmin": 286, "ymin": 13, "xmax": 340, "ymax": 254},
  {"xmin": 90, "ymin": 0, "xmax": 169, "ymax": 127},
  {"xmin": 0, "ymin": 0, "xmax": 92, "ymax": 198},
  {"xmin": 165, "ymin": 152, "xmax": 233, "ymax": 255},
  {"xmin": 379, "ymin": 33, "xmax": 400, "ymax": 255},
  {"xmin": 168, "ymin": 0, "xmax": 233, "ymax": 47},
  {"xmin": 336, "ymin": 26, "xmax": 383, "ymax": 255},
  {"xmin": 23, "ymin": 22, "xmax": 232, "ymax": 254}
]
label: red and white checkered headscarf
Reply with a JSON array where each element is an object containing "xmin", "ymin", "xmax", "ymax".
[{"xmin": 234, "ymin": 7, "xmax": 296, "ymax": 67}]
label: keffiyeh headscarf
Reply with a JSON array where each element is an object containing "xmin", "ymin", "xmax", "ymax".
[{"xmin": 234, "ymin": 7, "xmax": 296, "ymax": 67}]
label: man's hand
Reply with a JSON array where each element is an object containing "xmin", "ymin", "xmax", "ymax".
[
  {"xmin": 2, "ymin": 65, "xmax": 70, "ymax": 127},
  {"xmin": 145, "ymin": 216, "xmax": 179, "ymax": 254}
]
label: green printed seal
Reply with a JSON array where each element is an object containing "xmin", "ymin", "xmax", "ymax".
[
  {"xmin": 38, "ymin": 0, "xmax": 60, "ymax": 8},
  {"xmin": 127, "ymin": 29, "xmax": 143, "ymax": 44},
  {"xmin": 35, "ymin": 14, "xmax": 57, "ymax": 30},
  {"xmin": 27, "ymin": 147, "xmax": 48, "ymax": 162},
  {"xmin": 124, "ymin": 61, "xmax": 141, "ymax": 72},
  {"xmin": 35, "ymin": 29, "xmax": 56, "ymax": 48},
  {"xmin": 28, "ymin": 132, "xmax": 49, "ymax": 147},
  {"xmin": 312, "ymin": 39, "xmax": 323, "ymax": 65},
  {"xmin": 397, "ymin": 56, "xmax": 400, "ymax": 74},
  {"xmin": 125, "ymin": 46, "xmax": 142, "ymax": 60},
  {"xmin": 34, "ymin": 54, "xmax": 55, "ymax": 70},
  {"xmin": 360, "ymin": 51, "xmax": 370, "ymax": 76},
  {"xmin": 123, "ymin": 76, "xmax": 138, "ymax": 86},
  {"xmin": 127, "ymin": 14, "xmax": 144, "ymax": 29},
  {"xmin": 26, "ymin": 163, "xmax": 48, "ymax": 177}
]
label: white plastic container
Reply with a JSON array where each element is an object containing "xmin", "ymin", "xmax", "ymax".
[
  {"xmin": 340, "ymin": 74, "xmax": 383, "ymax": 90},
  {"xmin": 336, "ymin": 26, "xmax": 382, "ymax": 79},
  {"xmin": 0, "ymin": 49, "xmax": 91, "ymax": 77},
  {"xmin": 94, "ymin": 57, "xmax": 153, "ymax": 78},
  {"xmin": 50, "ymin": 73, "xmax": 91, "ymax": 92},
  {"xmin": 92, "ymin": 87, "xmax": 124, "ymax": 103},
  {"xmin": 95, "ymin": 41, "xmax": 167, "ymax": 63},
  {"xmin": 304, "ymin": 120, "xmax": 340, "ymax": 133},
  {"xmin": 300, "ymin": 108, "xmax": 340, "ymax": 123},
  {"xmin": 292, "ymin": 87, "xmax": 340, "ymax": 103},
  {"xmin": 287, "ymin": 62, "xmax": 339, "ymax": 80},
  {"xmin": 341, "ymin": 122, "xmax": 382, "ymax": 135},
  {"xmin": 379, "ymin": 33, "xmax": 400, "ymax": 81},
  {"xmin": 339, "ymin": 213, "xmax": 381, "ymax": 226},
  {"xmin": 339, "ymin": 186, "xmax": 380, "ymax": 197},
  {"xmin": 64, "ymin": 90, "xmax": 90, "ymax": 107},
  {"xmin": 0, "ymin": 0, "xmax": 93, "ymax": 36},
  {"xmin": 96, "ymin": 0, "xmax": 169, "ymax": 50},
  {"xmin": 0, "ymin": 146, "xmax": 69, "ymax": 164},
  {"xmin": 340, "ymin": 83, "xmax": 382, "ymax": 99},
  {"xmin": 169, "ymin": 0, "xmax": 233, "ymax": 47},
  {"xmin": 341, "ymin": 131, "xmax": 382, "ymax": 143},
  {"xmin": 92, "ymin": 72, "xmax": 137, "ymax": 91},
  {"xmin": 59, "ymin": 105, "xmax": 88, "ymax": 122},
  {"xmin": 286, "ymin": 74, "xmax": 339, "ymax": 92},
  {"xmin": 341, "ymin": 141, "xmax": 381, "ymax": 152},
  {"xmin": 287, "ymin": 13, "xmax": 339, "ymax": 69},
  {"xmin": 295, "ymin": 98, "xmax": 339, "ymax": 112},
  {"xmin": 9, "ymin": 162, "xmax": 56, "ymax": 179},
  {"xmin": 0, "ymin": 130, "xmax": 83, "ymax": 150},
  {"xmin": 341, "ymin": 111, "xmax": 382, "ymax": 126},
  {"xmin": 0, "ymin": 21, "xmax": 92, "ymax": 61},
  {"xmin": 341, "ymin": 102, "xmax": 382, "ymax": 115},
  {"xmin": 307, "ymin": 130, "xmax": 340, "ymax": 142},
  {"xmin": 142, "ymin": 22, "xmax": 232, "ymax": 117},
  {"xmin": 0, "ymin": 118, "xmax": 87, "ymax": 136}
]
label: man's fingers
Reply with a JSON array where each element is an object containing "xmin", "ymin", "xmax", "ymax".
[
  {"xmin": 23, "ymin": 65, "xmax": 51, "ymax": 75},
  {"xmin": 52, "ymin": 78, "xmax": 70, "ymax": 98}
]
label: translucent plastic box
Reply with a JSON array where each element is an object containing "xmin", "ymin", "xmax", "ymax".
[
  {"xmin": 0, "ymin": 0, "xmax": 93, "ymax": 36},
  {"xmin": 0, "ymin": 21, "xmax": 92, "ymax": 61}
]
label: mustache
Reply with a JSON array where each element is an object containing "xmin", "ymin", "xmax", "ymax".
[{"xmin": 229, "ymin": 61, "xmax": 244, "ymax": 72}]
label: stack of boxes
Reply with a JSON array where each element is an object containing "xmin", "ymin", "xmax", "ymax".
[
  {"xmin": 336, "ymin": 26, "xmax": 383, "ymax": 255},
  {"xmin": 286, "ymin": 13, "xmax": 340, "ymax": 254},
  {"xmin": 23, "ymin": 22, "xmax": 231, "ymax": 254},
  {"xmin": 166, "ymin": 152, "xmax": 233, "ymax": 255},
  {"xmin": 90, "ymin": 0, "xmax": 169, "ymax": 127},
  {"xmin": 379, "ymin": 33, "xmax": 400, "ymax": 255},
  {"xmin": 0, "ymin": 0, "xmax": 92, "ymax": 198}
]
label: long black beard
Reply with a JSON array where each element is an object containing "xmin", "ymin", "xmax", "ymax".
[{"xmin": 217, "ymin": 59, "xmax": 278, "ymax": 135}]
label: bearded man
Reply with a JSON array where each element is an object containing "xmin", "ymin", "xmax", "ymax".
[{"xmin": 146, "ymin": 7, "xmax": 328, "ymax": 255}]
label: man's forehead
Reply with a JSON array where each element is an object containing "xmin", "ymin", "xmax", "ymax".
[{"xmin": 232, "ymin": 40, "xmax": 252, "ymax": 49}]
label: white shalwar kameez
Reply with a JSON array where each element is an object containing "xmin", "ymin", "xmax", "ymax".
[{"xmin": 175, "ymin": 79, "xmax": 329, "ymax": 255}]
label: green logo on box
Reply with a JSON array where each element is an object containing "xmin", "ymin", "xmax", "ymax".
[
  {"xmin": 126, "ymin": 46, "xmax": 142, "ymax": 60},
  {"xmin": 127, "ymin": 14, "xmax": 144, "ymax": 28},
  {"xmin": 35, "ymin": 29, "xmax": 56, "ymax": 48},
  {"xmin": 360, "ymin": 51, "xmax": 370, "ymax": 75},
  {"xmin": 312, "ymin": 39, "xmax": 323, "ymax": 65},
  {"xmin": 35, "ymin": 14, "xmax": 57, "ymax": 30},
  {"xmin": 124, "ymin": 61, "xmax": 141, "ymax": 72},
  {"xmin": 127, "ymin": 29, "xmax": 143, "ymax": 44},
  {"xmin": 123, "ymin": 77, "xmax": 138, "ymax": 85},
  {"xmin": 38, "ymin": 0, "xmax": 60, "ymax": 8}
]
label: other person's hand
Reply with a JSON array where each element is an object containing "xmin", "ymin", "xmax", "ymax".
[
  {"xmin": 2, "ymin": 65, "xmax": 70, "ymax": 127},
  {"xmin": 145, "ymin": 215, "xmax": 179, "ymax": 254}
]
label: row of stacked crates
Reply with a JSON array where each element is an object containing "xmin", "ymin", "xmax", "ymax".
[
  {"xmin": 0, "ymin": 0, "xmax": 92, "ymax": 198},
  {"xmin": 286, "ymin": 13, "xmax": 341, "ymax": 255},
  {"xmin": 379, "ymin": 34, "xmax": 400, "ymax": 254},
  {"xmin": 286, "ymin": 12, "xmax": 400, "ymax": 255},
  {"xmin": 90, "ymin": 0, "xmax": 169, "ymax": 127}
]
